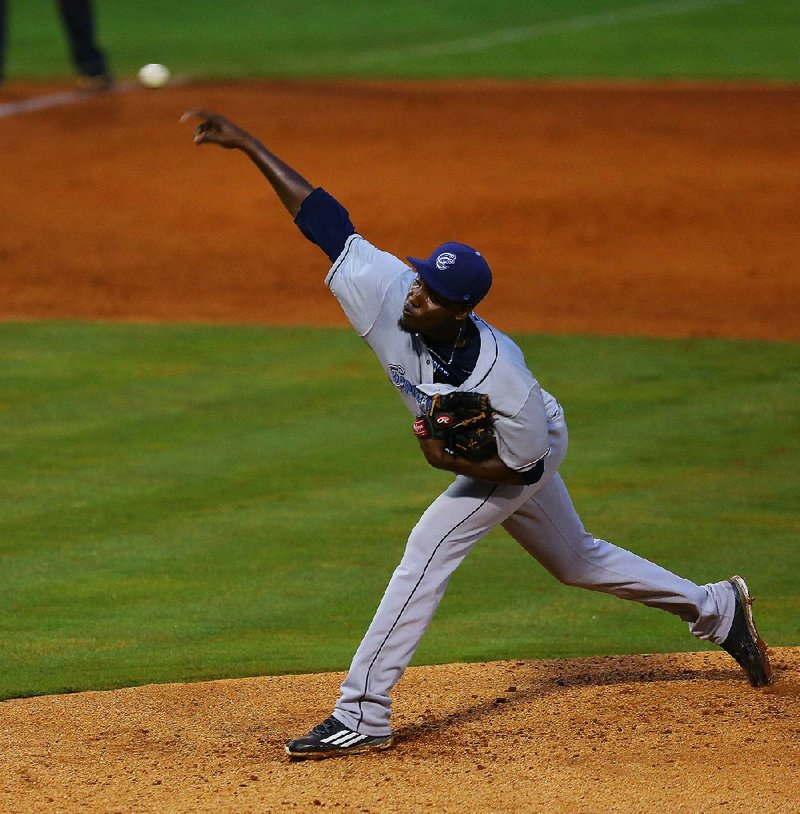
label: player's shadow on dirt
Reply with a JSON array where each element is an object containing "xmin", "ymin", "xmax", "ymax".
[{"xmin": 397, "ymin": 655, "xmax": 745, "ymax": 744}]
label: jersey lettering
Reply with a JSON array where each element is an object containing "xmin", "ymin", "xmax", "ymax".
[{"xmin": 388, "ymin": 364, "xmax": 432, "ymax": 411}]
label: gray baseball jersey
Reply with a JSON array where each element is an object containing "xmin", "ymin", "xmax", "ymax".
[
  {"xmin": 328, "ymin": 234, "xmax": 560, "ymax": 473},
  {"xmin": 326, "ymin": 233, "xmax": 737, "ymax": 736}
]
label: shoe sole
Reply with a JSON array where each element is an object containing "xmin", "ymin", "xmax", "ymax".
[
  {"xmin": 730, "ymin": 575, "xmax": 773, "ymax": 686},
  {"xmin": 285, "ymin": 738, "xmax": 393, "ymax": 760}
]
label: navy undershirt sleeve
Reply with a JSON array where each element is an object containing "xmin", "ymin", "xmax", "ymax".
[{"xmin": 294, "ymin": 187, "xmax": 356, "ymax": 262}]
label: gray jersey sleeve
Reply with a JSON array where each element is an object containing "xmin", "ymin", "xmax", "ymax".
[{"xmin": 325, "ymin": 234, "xmax": 408, "ymax": 337}]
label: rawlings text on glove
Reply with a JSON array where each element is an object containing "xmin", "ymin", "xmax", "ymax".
[{"xmin": 413, "ymin": 391, "xmax": 497, "ymax": 461}]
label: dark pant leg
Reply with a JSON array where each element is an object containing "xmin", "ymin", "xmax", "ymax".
[
  {"xmin": 56, "ymin": 0, "xmax": 108, "ymax": 77},
  {"xmin": 0, "ymin": 0, "xmax": 7, "ymax": 82}
]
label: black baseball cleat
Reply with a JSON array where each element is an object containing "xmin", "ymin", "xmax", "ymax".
[
  {"xmin": 76, "ymin": 73, "xmax": 115, "ymax": 93},
  {"xmin": 285, "ymin": 715, "xmax": 393, "ymax": 760},
  {"xmin": 720, "ymin": 575, "xmax": 772, "ymax": 687}
]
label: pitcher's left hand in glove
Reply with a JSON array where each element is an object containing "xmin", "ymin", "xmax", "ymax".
[{"xmin": 413, "ymin": 392, "xmax": 497, "ymax": 461}]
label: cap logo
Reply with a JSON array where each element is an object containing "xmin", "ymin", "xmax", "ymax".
[{"xmin": 435, "ymin": 252, "xmax": 457, "ymax": 271}]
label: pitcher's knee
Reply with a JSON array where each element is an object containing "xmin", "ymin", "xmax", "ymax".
[{"xmin": 549, "ymin": 536, "xmax": 611, "ymax": 588}]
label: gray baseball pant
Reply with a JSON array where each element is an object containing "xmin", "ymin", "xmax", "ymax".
[{"xmin": 333, "ymin": 415, "xmax": 736, "ymax": 736}]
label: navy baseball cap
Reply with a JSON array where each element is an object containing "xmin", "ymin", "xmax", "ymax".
[{"xmin": 406, "ymin": 241, "xmax": 492, "ymax": 305}]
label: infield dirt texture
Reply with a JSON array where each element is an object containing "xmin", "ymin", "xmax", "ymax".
[{"xmin": 1, "ymin": 80, "xmax": 799, "ymax": 812}]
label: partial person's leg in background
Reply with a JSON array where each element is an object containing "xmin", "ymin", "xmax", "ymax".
[
  {"xmin": 56, "ymin": 0, "xmax": 109, "ymax": 80},
  {"xmin": 0, "ymin": 0, "xmax": 7, "ymax": 85}
]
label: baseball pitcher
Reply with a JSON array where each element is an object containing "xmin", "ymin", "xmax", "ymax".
[{"xmin": 182, "ymin": 111, "xmax": 772, "ymax": 760}]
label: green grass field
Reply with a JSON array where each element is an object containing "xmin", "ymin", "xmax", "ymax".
[
  {"xmin": 2, "ymin": 323, "xmax": 797, "ymax": 700},
  {"xmin": 7, "ymin": 0, "xmax": 800, "ymax": 81},
  {"xmin": 2, "ymin": 0, "xmax": 797, "ymax": 701}
]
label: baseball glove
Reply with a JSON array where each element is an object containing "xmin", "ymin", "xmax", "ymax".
[{"xmin": 412, "ymin": 391, "xmax": 497, "ymax": 461}]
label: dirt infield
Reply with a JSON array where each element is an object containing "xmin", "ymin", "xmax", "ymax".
[
  {"xmin": 1, "ymin": 79, "xmax": 798, "ymax": 338},
  {"xmin": 2, "ymin": 650, "xmax": 799, "ymax": 813},
  {"xmin": 1, "ymin": 80, "xmax": 798, "ymax": 812}
]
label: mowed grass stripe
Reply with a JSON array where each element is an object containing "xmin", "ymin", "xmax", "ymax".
[
  {"xmin": 8, "ymin": 0, "xmax": 800, "ymax": 81},
  {"xmin": 1, "ymin": 322, "xmax": 797, "ymax": 699}
]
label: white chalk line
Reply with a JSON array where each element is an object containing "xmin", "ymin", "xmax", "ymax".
[
  {"xmin": 0, "ymin": 0, "xmax": 749, "ymax": 115},
  {"xmin": 0, "ymin": 76, "xmax": 193, "ymax": 119}
]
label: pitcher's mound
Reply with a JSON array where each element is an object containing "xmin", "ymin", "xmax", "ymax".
[{"xmin": 2, "ymin": 648, "xmax": 799, "ymax": 813}]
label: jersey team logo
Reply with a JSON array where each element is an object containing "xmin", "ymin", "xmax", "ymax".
[
  {"xmin": 435, "ymin": 252, "xmax": 457, "ymax": 271},
  {"xmin": 389, "ymin": 363, "xmax": 432, "ymax": 411}
]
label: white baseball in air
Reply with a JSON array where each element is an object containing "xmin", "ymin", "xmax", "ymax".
[{"xmin": 138, "ymin": 63, "xmax": 171, "ymax": 89}]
